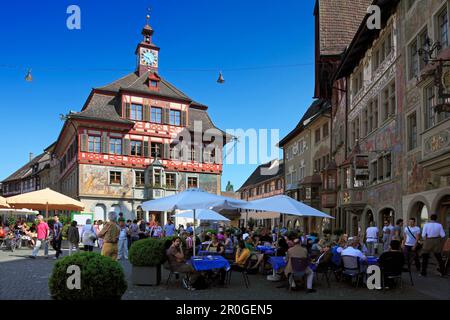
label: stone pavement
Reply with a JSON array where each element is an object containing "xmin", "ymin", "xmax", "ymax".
[{"xmin": 0, "ymin": 246, "xmax": 449, "ymax": 300}]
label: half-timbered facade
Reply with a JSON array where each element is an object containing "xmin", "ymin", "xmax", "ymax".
[{"xmin": 51, "ymin": 18, "xmax": 229, "ymax": 223}]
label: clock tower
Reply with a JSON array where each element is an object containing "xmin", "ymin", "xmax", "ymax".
[{"xmin": 136, "ymin": 15, "xmax": 160, "ymax": 76}]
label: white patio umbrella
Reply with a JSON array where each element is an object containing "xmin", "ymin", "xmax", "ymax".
[
  {"xmin": 238, "ymin": 195, "xmax": 334, "ymax": 219},
  {"xmin": 173, "ymin": 209, "xmax": 230, "ymax": 221},
  {"xmin": 141, "ymin": 188, "xmax": 246, "ymax": 256}
]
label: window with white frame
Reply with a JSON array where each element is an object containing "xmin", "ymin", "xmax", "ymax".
[
  {"xmin": 409, "ymin": 28, "xmax": 428, "ymax": 79},
  {"xmin": 437, "ymin": 6, "xmax": 449, "ymax": 50},
  {"xmin": 407, "ymin": 112, "xmax": 418, "ymax": 150}
]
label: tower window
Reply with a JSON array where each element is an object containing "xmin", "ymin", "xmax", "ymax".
[{"xmin": 150, "ymin": 80, "xmax": 158, "ymax": 87}]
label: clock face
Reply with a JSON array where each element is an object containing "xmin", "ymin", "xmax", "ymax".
[{"xmin": 141, "ymin": 49, "xmax": 158, "ymax": 67}]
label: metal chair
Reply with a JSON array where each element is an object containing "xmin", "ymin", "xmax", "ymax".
[
  {"xmin": 227, "ymin": 256, "xmax": 252, "ymax": 288},
  {"xmin": 163, "ymin": 262, "xmax": 180, "ymax": 288},
  {"xmin": 379, "ymin": 253, "xmax": 405, "ymax": 290},
  {"xmin": 341, "ymin": 255, "xmax": 364, "ymax": 287},
  {"xmin": 288, "ymin": 257, "xmax": 309, "ymax": 291}
]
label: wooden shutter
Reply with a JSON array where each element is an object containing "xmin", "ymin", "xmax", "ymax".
[
  {"xmin": 143, "ymin": 141, "xmax": 150, "ymax": 158},
  {"xmin": 122, "ymin": 138, "xmax": 131, "ymax": 155},
  {"xmin": 163, "ymin": 108, "xmax": 170, "ymax": 124},
  {"xmin": 143, "ymin": 99, "xmax": 151, "ymax": 122},
  {"xmin": 101, "ymin": 133, "xmax": 109, "ymax": 154},
  {"xmin": 125, "ymin": 102, "xmax": 131, "ymax": 119},
  {"xmin": 80, "ymin": 134, "xmax": 88, "ymax": 152},
  {"xmin": 181, "ymin": 111, "xmax": 187, "ymax": 127}
]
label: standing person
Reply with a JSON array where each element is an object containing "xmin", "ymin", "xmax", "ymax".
[
  {"xmin": 420, "ymin": 214, "xmax": 446, "ymax": 277},
  {"xmin": 98, "ymin": 212, "xmax": 120, "ymax": 260},
  {"xmin": 186, "ymin": 223, "xmax": 193, "ymax": 234},
  {"xmin": 117, "ymin": 219, "xmax": 129, "ymax": 260},
  {"xmin": 163, "ymin": 219, "xmax": 176, "ymax": 237},
  {"xmin": 68, "ymin": 221, "xmax": 80, "ymax": 255},
  {"xmin": 178, "ymin": 224, "xmax": 185, "ymax": 235},
  {"xmin": 151, "ymin": 222, "xmax": 163, "ymax": 238},
  {"xmin": 29, "ymin": 214, "xmax": 49, "ymax": 259},
  {"xmin": 126, "ymin": 220, "xmax": 132, "ymax": 248},
  {"xmin": 365, "ymin": 221, "xmax": 379, "ymax": 256},
  {"xmin": 52, "ymin": 215, "xmax": 63, "ymax": 259},
  {"xmin": 81, "ymin": 219, "xmax": 96, "ymax": 252},
  {"xmin": 138, "ymin": 218, "xmax": 147, "ymax": 239},
  {"xmin": 393, "ymin": 219, "xmax": 404, "ymax": 241},
  {"xmin": 402, "ymin": 217, "xmax": 421, "ymax": 272},
  {"xmin": 129, "ymin": 220, "xmax": 140, "ymax": 245},
  {"xmin": 382, "ymin": 220, "xmax": 393, "ymax": 252},
  {"xmin": 96, "ymin": 220, "xmax": 104, "ymax": 249}
]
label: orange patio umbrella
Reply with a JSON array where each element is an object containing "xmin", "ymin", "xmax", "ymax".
[
  {"xmin": 0, "ymin": 196, "xmax": 10, "ymax": 209},
  {"xmin": 6, "ymin": 188, "xmax": 85, "ymax": 217}
]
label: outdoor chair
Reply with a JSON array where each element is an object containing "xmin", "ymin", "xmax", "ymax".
[
  {"xmin": 315, "ymin": 262, "xmax": 332, "ymax": 288},
  {"xmin": 226, "ymin": 256, "xmax": 252, "ymax": 288},
  {"xmin": 164, "ymin": 262, "xmax": 180, "ymax": 288},
  {"xmin": 379, "ymin": 254, "xmax": 404, "ymax": 290},
  {"xmin": 287, "ymin": 257, "xmax": 309, "ymax": 291},
  {"xmin": 341, "ymin": 255, "xmax": 365, "ymax": 287}
]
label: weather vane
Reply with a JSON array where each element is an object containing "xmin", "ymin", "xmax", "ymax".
[{"xmin": 146, "ymin": 6, "xmax": 151, "ymax": 25}]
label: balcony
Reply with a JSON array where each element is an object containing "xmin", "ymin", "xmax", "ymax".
[
  {"xmin": 338, "ymin": 188, "xmax": 367, "ymax": 209},
  {"xmin": 321, "ymin": 191, "xmax": 337, "ymax": 208},
  {"xmin": 420, "ymin": 119, "xmax": 450, "ymax": 176}
]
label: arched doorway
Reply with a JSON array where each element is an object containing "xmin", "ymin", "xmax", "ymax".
[
  {"xmin": 136, "ymin": 206, "xmax": 144, "ymax": 221},
  {"xmin": 409, "ymin": 201, "xmax": 429, "ymax": 229},
  {"xmin": 352, "ymin": 216, "xmax": 359, "ymax": 237},
  {"xmin": 436, "ymin": 195, "xmax": 450, "ymax": 237},
  {"xmin": 379, "ymin": 208, "xmax": 394, "ymax": 228},
  {"xmin": 287, "ymin": 220, "xmax": 293, "ymax": 231},
  {"xmin": 365, "ymin": 209, "xmax": 375, "ymax": 230},
  {"xmin": 94, "ymin": 204, "xmax": 106, "ymax": 221}
]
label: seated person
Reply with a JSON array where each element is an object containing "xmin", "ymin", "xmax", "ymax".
[
  {"xmin": 311, "ymin": 239, "xmax": 325, "ymax": 252},
  {"xmin": 206, "ymin": 234, "xmax": 225, "ymax": 255},
  {"xmin": 244, "ymin": 236, "xmax": 264, "ymax": 271},
  {"xmin": 276, "ymin": 237, "xmax": 289, "ymax": 257},
  {"xmin": 216, "ymin": 232, "xmax": 225, "ymax": 242},
  {"xmin": 284, "ymin": 239, "xmax": 316, "ymax": 293},
  {"xmin": 232, "ymin": 240, "xmax": 251, "ymax": 270},
  {"xmin": 379, "ymin": 240, "xmax": 405, "ymax": 288},
  {"xmin": 341, "ymin": 238, "xmax": 368, "ymax": 272},
  {"xmin": 314, "ymin": 243, "xmax": 333, "ymax": 272},
  {"xmin": 259, "ymin": 229, "xmax": 273, "ymax": 245},
  {"xmin": 166, "ymin": 237, "xmax": 198, "ymax": 291}
]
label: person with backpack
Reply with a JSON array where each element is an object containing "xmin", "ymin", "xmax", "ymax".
[
  {"xmin": 81, "ymin": 219, "xmax": 96, "ymax": 252},
  {"xmin": 51, "ymin": 215, "xmax": 63, "ymax": 259}
]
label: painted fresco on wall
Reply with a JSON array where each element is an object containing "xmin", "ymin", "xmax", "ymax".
[
  {"xmin": 406, "ymin": 153, "xmax": 433, "ymax": 194},
  {"xmin": 199, "ymin": 174, "xmax": 219, "ymax": 194},
  {"xmin": 80, "ymin": 165, "xmax": 133, "ymax": 197}
]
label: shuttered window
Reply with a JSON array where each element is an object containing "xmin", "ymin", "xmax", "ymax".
[
  {"xmin": 109, "ymin": 138, "xmax": 122, "ymax": 155},
  {"xmin": 130, "ymin": 104, "xmax": 143, "ymax": 121},
  {"xmin": 131, "ymin": 141, "xmax": 143, "ymax": 157},
  {"xmin": 151, "ymin": 107, "xmax": 162, "ymax": 123},
  {"xmin": 88, "ymin": 136, "xmax": 101, "ymax": 153},
  {"xmin": 151, "ymin": 142, "xmax": 162, "ymax": 158},
  {"xmin": 169, "ymin": 110, "xmax": 181, "ymax": 126}
]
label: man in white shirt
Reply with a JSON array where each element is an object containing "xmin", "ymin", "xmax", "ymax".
[
  {"xmin": 382, "ymin": 220, "xmax": 394, "ymax": 252},
  {"xmin": 402, "ymin": 217, "xmax": 421, "ymax": 271},
  {"xmin": 365, "ymin": 221, "xmax": 379, "ymax": 256},
  {"xmin": 420, "ymin": 214, "xmax": 446, "ymax": 277},
  {"xmin": 341, "ymin": 239, "xmax": 367, "ymax": 272}
]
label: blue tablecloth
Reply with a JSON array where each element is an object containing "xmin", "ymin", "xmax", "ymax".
[
  {"xmin": 198, "ymin": 250, "xmax": 221, "ymax": 256},
  {"xmin": 190, "ymin": 256, "xmax": 231, "ymax": 271},
  {"xmin": 268, "ymin": 256, "xmax": 287, "ymax": 271},
  {"xmin": 256, "ymin": 246, "xmax": 276, "ymax": 255},
  {"xmin": 367, "ymin": 256, "xmax": 379, "ymax": 265}
]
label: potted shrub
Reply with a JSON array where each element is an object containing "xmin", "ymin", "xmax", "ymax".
[
  {"xmin": 128, "ymin": 238, "xmax": 166, "ymax": 286},
  {"xmin": 48, "ymin": 252, "xmax": 127, "ymax": 300}
]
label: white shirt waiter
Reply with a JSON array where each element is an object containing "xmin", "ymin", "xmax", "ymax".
[
  {"xmin": 341, "ymin": 246, "xmax": 367, "ymax": 261},
  {"xmin": 366, "ymin": 226, "xmax": 379, "ymax": 242}
]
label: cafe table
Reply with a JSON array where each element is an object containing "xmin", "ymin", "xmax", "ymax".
[
  {"xmin": 256, "ymin": 245, "xmax": 276, "ymax": 255},
  {"xmin": 190, "ymin": 255, "xmax": 231, "ymax": 272},
  {"xmin": 367, "ymin": 256, "xmax": 379, "ymax": 265}
]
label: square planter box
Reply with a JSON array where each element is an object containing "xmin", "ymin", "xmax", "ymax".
[{"xmin": 132, "ymin": 265, "xmax": 162, "ymax": 286}]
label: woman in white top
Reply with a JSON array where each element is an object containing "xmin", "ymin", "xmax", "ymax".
[{"xmin": 81, "ymin": 219, "xmax": 97, "ymax": 252}]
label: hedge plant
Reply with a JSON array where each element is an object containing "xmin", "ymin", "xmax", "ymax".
[
  {"xmin": 48, "ymin": 252, "xmax": 127, "ymax": 300},
  {"xmin": 128, "ymin": 237, "xmax": 166, "ymax": 267}
]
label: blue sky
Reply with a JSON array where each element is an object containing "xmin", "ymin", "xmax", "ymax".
[{"xmin": 0, "ymin": 0, "xmax": 316, "ymax": 190}]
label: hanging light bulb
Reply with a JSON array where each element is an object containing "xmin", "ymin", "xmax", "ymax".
[
  {"xmin": 217, "ymin": 71, "xmax": 225, "ymax": 84},
  {"xmin": 25, "ymin": 69, "xmax": 32, "ymax": 82}
]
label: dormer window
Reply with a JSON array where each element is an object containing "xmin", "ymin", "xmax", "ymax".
[{"xmin": 150, "ymin": 80, "xmax": 158, "ymax": 88}]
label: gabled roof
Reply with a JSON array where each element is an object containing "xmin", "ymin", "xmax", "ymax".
[
  {"xmin": 95, "ymin": 71, "xmax": 193, "ymax": 102},
  {"xmin": 2, "ymin": 153, "xmax": 49, "ymax": 183},
  {"xmin": 278, "ymin": 99, "xmax": 330, "ymax": 148},
  {"xmin": 238, "ymin": 160, "xmax": 284, "ymax": 192},
  {"xmin": 71, "ymin": 93, "xmax": 133, "ymax": 125},
  {"xmin": 316, "ymin": 0, "xmax": 372, "ymax": 56}
]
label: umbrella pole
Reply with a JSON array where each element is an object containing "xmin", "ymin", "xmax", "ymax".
[
  {"xmin": 46, "ymin": 202, "xmax": 49, "ymax": 219},
  {"xmin": 192, "ymin": 209, "xmax": 196, "ymax": 257}
]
